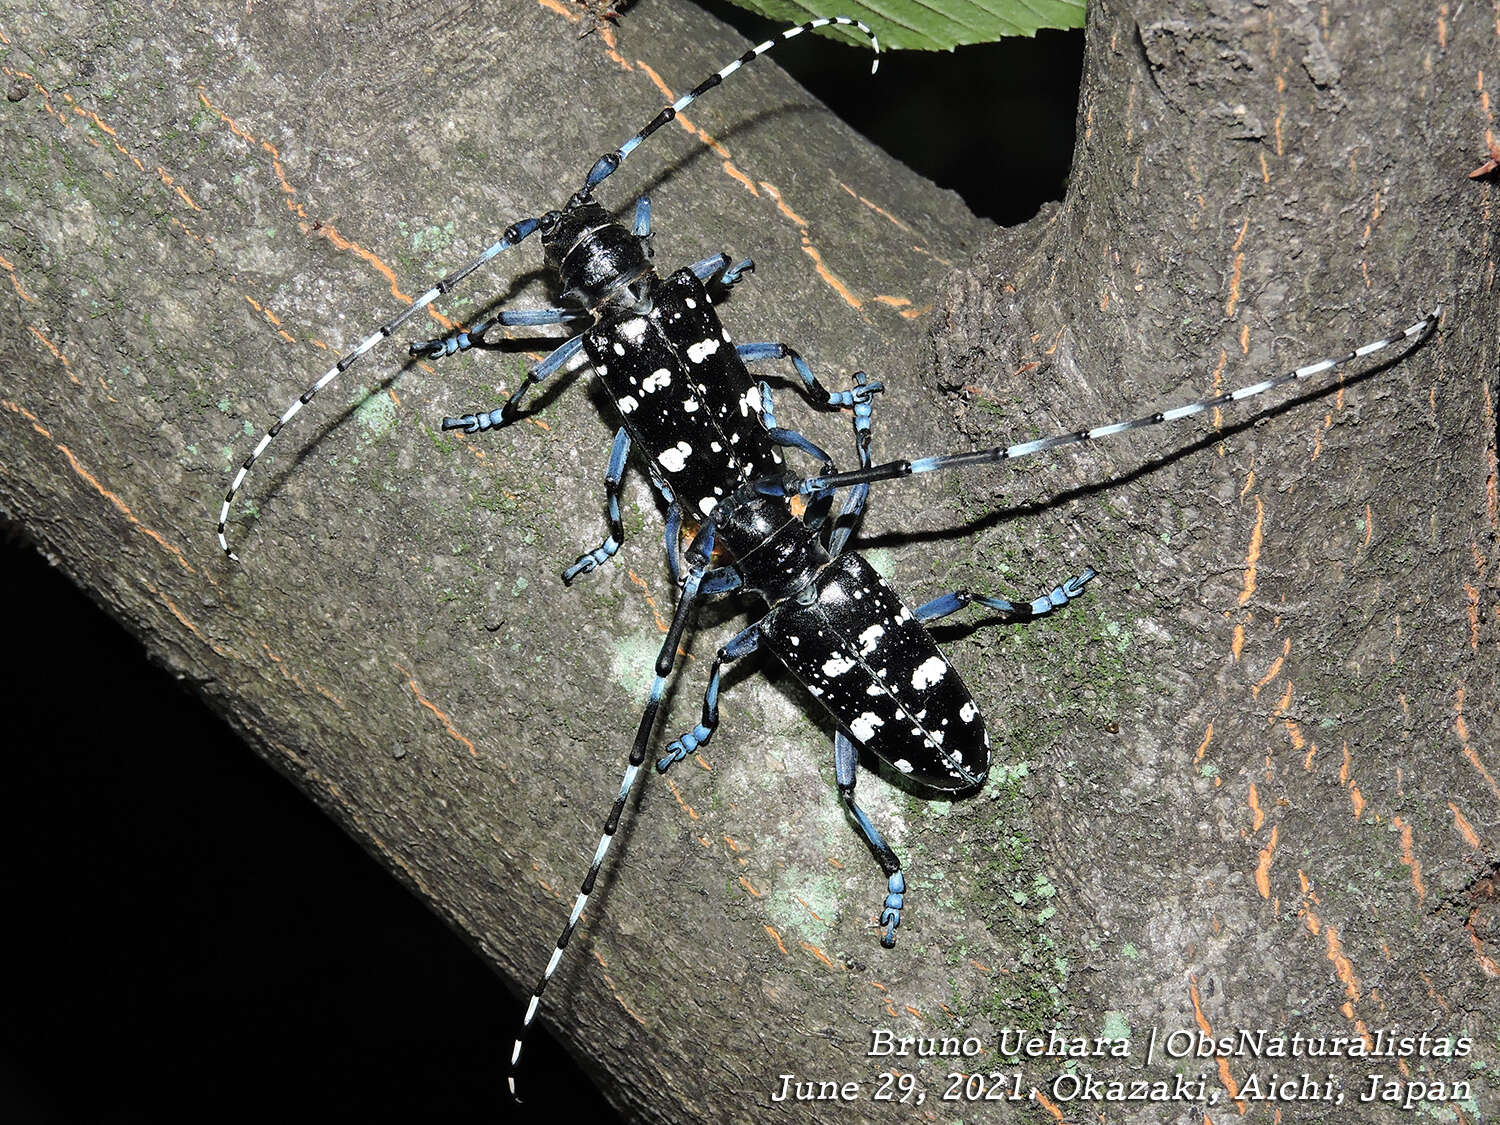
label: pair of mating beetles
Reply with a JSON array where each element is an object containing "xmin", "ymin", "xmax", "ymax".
[{"xmin": 216, "ymin": 15, "xmax": 1438, "ymax": 1096}]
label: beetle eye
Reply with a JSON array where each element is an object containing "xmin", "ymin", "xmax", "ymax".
[{"xmin": 539, "ymin": 210, "xmax": 562, "ymax": 232}]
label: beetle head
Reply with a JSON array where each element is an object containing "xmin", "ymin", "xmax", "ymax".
[{"xmin": 540, "ymin": 194, "xmax": 654, "ymax": 313}]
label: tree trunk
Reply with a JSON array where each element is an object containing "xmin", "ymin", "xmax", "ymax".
[{"xmin": 1, "ymin": 0, "xmax": 1494, "ymax": 1123}]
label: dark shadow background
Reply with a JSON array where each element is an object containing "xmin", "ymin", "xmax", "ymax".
[{"xmin": 0, "ymin": 6, "xmax": 1081, "ymax": 1122}]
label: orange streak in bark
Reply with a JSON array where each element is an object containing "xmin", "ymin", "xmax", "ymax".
[
  {"xmin": 1455, "ymin": 685, "xmax": 1500, "ymax": 800},
  {"xmin": 1255, "ymin": 824, "xmax": 1278, "ymax": 898},
  {"xmin": 1238, "ymin": 498, "xmax": 1265, "ymax": 606},
  {"xmin": 396, "ymin": 664, "xmax": 478, "ymax": 756},
  {"xmin": 1190, "ymin": 976, "xmax": 1246, "ymax": 1112},
  {"xmin": 1449, "ymin": 802, "xmax": 1481, "ymax": 848},
  {"xmin": 1390, "ymin": 816, "xmax": 1427, "ymax": 903}
]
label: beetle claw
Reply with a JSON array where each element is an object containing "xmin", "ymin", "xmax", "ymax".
[
  {"xmin": 879, "ymin": 873, "xmax": 905, "ymax": 947},
  {"xmin": 657, "ymin": 723, "xmax": 711, "ymax": 773},
  {"xmin": 441, "ymin": 413, "xmax": 481, "ymax": 434}
]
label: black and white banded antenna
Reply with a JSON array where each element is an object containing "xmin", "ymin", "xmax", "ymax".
[
  {"xmin": 215, "ymin": 215, "xmax": 541, "ymax": 561},
  {"xmin": 581, "ymin": 16, "xmax": 879, "ymax": 193},
  {"xmin": 216, "ymin": 16, "xmax": 880, "ymax": 561},
  {"xmin": 760, "ymin": 306, "xmax": 1443, "ymax": 499},
  {"xmin": 506, "ymin": 567, "xmax": 705, "ymax": 1101}
]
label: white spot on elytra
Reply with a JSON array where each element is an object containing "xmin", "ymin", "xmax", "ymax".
[
  {"xmin": 612, "ymin": 341, "xmax": 626, "ymax": 356},
  {"xmin": 618, "ymin": 394, "xmax": 639, "ymax": 414},
  {"xmin": 643, "ymin": 368, "xmax": 671, "ymax": 393},
  {"xmin": 893, "ymin": 758, "xmax": 914, "ymax": 774},
  {"xmin": 710, "ymin": 441, "xmax": 722, "ymax": 453},
  {"xmin": 683, "ymin": 398, "xmax": 699, "ymax": 412},
  {"xmin": 912, "ymin": 656, "xmax": 947, "ymax": 690},
  {"xmin": 684, "ymin": 297, "xmax": 696, "ymax": 309},
  {"xmin": 960, "ymin": 701, "xmax": 978, "ymax": 723},
  {"xmin": 738, "ymin": 384, "xmax": 762, "ymax": 418},
  {"xmin": 849, "ymin": 712, "xmax": 884, "ymax": 743},
  {"xmin": 822, "ymin": 654, "xmax": 856, "ymax": 677},
  {"xmin": 698, "ymin": 496, "xmax": 717, "ymax": 516},
  {"xmin": 658, "ymin": 441, "xmax": 692, "ymax": 472},
  {"xmin": 618, "ymin": 318, "xmax": 648, "ymax": 343},
  {"xmin": 687, "ymin": 338, "xmax": 720, "ymax": 363},
  {"xmin": 857, "ymin": 624, "xmax": 884, "ymax": 655}
]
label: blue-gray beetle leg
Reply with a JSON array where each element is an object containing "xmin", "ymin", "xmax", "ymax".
[
  {"xmin": 836, "ymin": 729, "xmax": 906, "ymax": 948},
  {"xmin": 562, "ymin": 427, "xmax": 633, "ymax": 584},
  {"xmin": 410, "ymin": 305, "xmax": 589, "ymax": 360},
  {"xmin": 441, "ymin": 334, "xmax": 586, "ymax": 433},
  {"xmin": 914, "ymin": 568, "xmax": 1098, "ymax": 625},
  {"xmin": 657, "ymin": 623, "xmax": 762, "ymax": 772}
]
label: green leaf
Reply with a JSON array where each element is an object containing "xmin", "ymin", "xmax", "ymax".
[{"xmin": 722, "ymin": 0, "xmax": 1085, "ymax": 51}]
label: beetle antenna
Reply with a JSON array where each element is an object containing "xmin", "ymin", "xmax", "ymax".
[
  {"xmin": 216, "ymin": 219, "xmax": 541, "ymax": 560},
  {"xmin": 759, "ymin": 306, "xmax": 1443, "ymax": 498},
  {"xmin": 581, "ymin": 17, "xmax": 880, "ymax": 193},
  {"xmin": 508, "ymin": 554, "xmax": 711, "ymax": 1099}
]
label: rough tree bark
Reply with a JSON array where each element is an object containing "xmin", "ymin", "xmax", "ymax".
[{"xmin": 1, "ymin": 1, "xmax": 1495, "ymax": 1124}]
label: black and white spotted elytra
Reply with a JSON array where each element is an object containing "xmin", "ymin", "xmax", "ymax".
[{"xmin": 214, "ymin": 13, "xmax": 1442, "ymax": 1102}]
